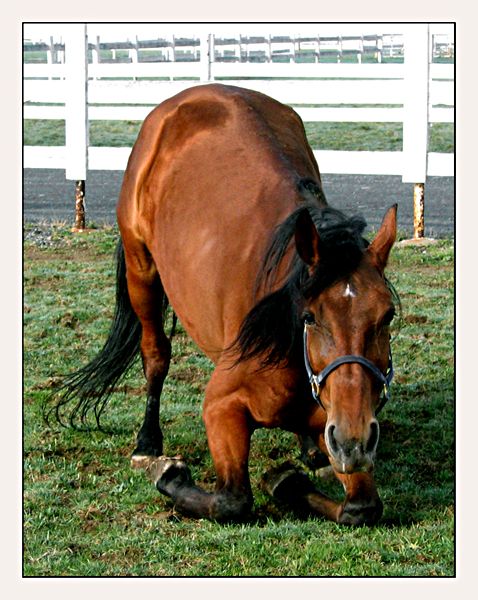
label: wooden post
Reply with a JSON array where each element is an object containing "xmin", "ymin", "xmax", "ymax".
[
  {"xmin": 74, "ymin": 180, "xmax": 86, "ymax": 231},
  {"xmin": 413, "ymin": 183, "xmax": 425, "ymax": 239},
  {"xmin": 64, "ymin": 25, "xmax": 88, "ymax": 231},
  {"xmin": 402, "ymin": 25, "xmax": 430, "ymax": 239}
]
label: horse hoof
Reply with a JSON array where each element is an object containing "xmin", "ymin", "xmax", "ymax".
[
  {"xmin": 130, "ymin": 454, "xmax": 158, "ymax": 470},
  {"xmin": 300, "ymin": 447, "xmax": 330, "ymax": 471},
  {"xmin": 145, "ymin": 456, "xmax": 193, "ymax": 497},
  {"xmin": 262, "ymin": 462, "xmax": 315, "ymax": 502},
  {"xmin": 338, "ymin": 497, "xmax": 383, "ymax": 526},
  {"xmin": 316, "ymin": 465, "xmax": 335, "ymax": 481}
]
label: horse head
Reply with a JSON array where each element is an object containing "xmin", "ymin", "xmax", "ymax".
[{"xmin": 296, "ymin": 204, "xmax": 397, "ymax": 474}]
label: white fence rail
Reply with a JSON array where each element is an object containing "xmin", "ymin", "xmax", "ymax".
[
  {"xmin": 23, "ymin": 145, "xmax": 450, "ymax": 179},
  {"xmin": 23, "ymin": 72, "xmax": 454, "ymax": 124},
  {"xmin": 23, "ymin": 25, "xmax": 454, "ymax": 179}
]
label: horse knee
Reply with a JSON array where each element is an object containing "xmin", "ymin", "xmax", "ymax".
[{"xmin": 210, "ymin": 490, "xmax": 252, "ymax": 522}]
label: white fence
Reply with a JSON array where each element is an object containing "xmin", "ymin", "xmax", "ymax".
[{"xmin": 23, "ymin": 24, "xmax": 454, "ymax": 180}]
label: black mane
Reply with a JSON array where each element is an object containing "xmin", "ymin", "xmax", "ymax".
[{"xmin": 233, "ymin": 202, "xmax": 371, "ymax": 368}]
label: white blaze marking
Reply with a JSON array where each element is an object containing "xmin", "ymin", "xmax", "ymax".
[{"xmin": 343, "ymin": 283, "xmax": 357, "ymax": 298}]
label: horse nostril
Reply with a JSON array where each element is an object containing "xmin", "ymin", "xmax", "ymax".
[
  {"xmin": 326, "ymin": 424, "xmax": 340, "ymax": 455},
  {"xmin": 366, "ymin": 420, "xmax": 380, "ymax": 454}
]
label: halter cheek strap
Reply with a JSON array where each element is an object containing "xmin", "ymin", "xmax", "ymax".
[{"xmin": 303, "ymin": 325, "xmax": 394, "ymax": 415}]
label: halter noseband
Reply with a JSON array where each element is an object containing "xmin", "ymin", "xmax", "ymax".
[{"xmin": 303, "ymin": 325, "xmax": 394, "ymax": 415}]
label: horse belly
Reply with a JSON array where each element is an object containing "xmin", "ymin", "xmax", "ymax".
[{"xmin": 149, "ymin": 173, "xmax": 291, "ymax": 363}]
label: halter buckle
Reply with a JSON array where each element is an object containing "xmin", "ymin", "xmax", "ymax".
[{"xmin": 311, "ymin": 378, "xmax": 320, "ymax": 400}]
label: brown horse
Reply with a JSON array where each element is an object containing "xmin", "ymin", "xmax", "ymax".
[{"xmin": 52, "ymin": 83, "xmax": 398, "ymax": 526}]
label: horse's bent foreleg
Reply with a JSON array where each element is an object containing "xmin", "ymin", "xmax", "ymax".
[
  {"xmin": 146, "ymin": 453, "xmax": 252, "ymax": 522},
  {"xmin": 333, "ymin": 471, "xmax": 383, "ymax": 526},
  {"xmin": 263, "ymin": 462, "xmax": 382, "ymax": 526},
  {"xmin": 123, "ymin": 243, "xmax": 171, "ymax": 461},
  {"xmin": 149, "ymin": 380, "xmax": 254, "ymax": 522},
  {"xmin": 262, "ymin": 462, "xmax": 341, "ymax": 521},
  {"xmin": 145, "ymin": 456, "xmax": 220, "ymax": 519},
  {"xmin": 203, "ymin": 397, "xmax": 253, "ymax": 519}
]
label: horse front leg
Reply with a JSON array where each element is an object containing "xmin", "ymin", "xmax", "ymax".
[
  {"xmin": 263, "ymin": 462, "xmax": 382, "ymax": 526},
  {"xmin": 262, "ymin": 461, "xmax": 342, "ymax": 522},
  {"xmin": 142, "ymin": 385, "xmax": 254, "ymax": 522},
  {"xmin": 333, "ymin": 471, "xmax": 383, "ymax": 526}
]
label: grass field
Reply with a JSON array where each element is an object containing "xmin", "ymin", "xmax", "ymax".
[
  {"xmin": 23, "ymin": 224, "xmax": 454, "ymax": 577},
  {"xmin": 23, "ymin": 119, "xmax": 454, "ymax": 153}
]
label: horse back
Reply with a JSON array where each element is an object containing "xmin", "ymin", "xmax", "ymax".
[{"xmin": 117, "ymin": 84, "xmax": 322, "ymax": 361}]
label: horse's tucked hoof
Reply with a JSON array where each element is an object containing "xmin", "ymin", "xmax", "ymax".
[
  {"xmin": 300, "ymin": 447, "xmax": 330, "ymax": 471},
  {"xmin": 262, "ymin": 462, "xmax": 315, "ymax": 503},
  {"xmin": 316, "ymin": 465, "xmax": 335, "ymax": 481},
  {"xmin": 131, "ymin": 454, "xmax": 158, "ymax": 470},
  {"xmin": 338, "ymin": 497, "xmax": 383, "ymax": 526},
  {"xmin": 144, "ymin": 456, "xmax": 193, "ymax": 498}
]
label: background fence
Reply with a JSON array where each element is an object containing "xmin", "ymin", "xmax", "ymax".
[
  {"xmin": 23, "ymin": 24, "xmax": 454, "ymax": 177},
  {"xmin": 23, "ymin": 23, "xmax": 454, "ymax": 233}
]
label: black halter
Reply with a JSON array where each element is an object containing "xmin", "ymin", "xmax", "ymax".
[{"xmin": 303, "ymin": 325, "xmax": 394, "ymax": 415}]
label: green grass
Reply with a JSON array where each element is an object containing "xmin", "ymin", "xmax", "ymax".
[
  {"xmin": 23, "ymin": 225, "xmax": 454, "ymax": 576},
  {"xmin": 23, "ymin": 119, "xmax": 454, "ymax": 153}
]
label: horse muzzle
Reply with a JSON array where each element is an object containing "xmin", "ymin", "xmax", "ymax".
[{"xmin": 325, "ymin": 419, "xmax": 380, "ymax": 474}]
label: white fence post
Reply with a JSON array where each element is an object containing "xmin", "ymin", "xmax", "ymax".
[
  {"xmin": 402, "ymin": 24, "xmax": 430, "ymax": 238},
  {"xmin": 200, "ymin": 33, "xmax": 213, "ymax": 81},
  {"xmin": 64, "ymin": 24, "xmax": 88, "ymax": 230},
  {"xmin": 47, "ymin": 36, "xmax": 54, "ymax": 80}
]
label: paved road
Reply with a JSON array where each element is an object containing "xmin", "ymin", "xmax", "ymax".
[{"xmin": 23, "ymin": 169, "xmax": 454, "ymax": 238}]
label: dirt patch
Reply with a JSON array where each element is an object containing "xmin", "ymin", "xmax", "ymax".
[
  {"xmin": 404, "ymin": 314, "xmax": 428, "ymax": 324},
  {"xmin": 56, "ymin": 312, "xmax": 80, "ymax": 329},
  {"xmin": 24, "ymin": 243, "xmax": 110, "ymax": 264},
  {"xmin": 24, "ymin": 223, "xmax": 118, "ymax": 264},
  {"xmin": 397, "ymin": 237, "xmax": 441, "ymax": 247}
]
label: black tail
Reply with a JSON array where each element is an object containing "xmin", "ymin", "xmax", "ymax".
[{"xmin": 46, "ymin": 239, "xmax": 143, "ymax": 430}]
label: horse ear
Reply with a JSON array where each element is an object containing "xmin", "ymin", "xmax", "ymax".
[
  {"xmin": 295, "ymin": 209, "xmax": 320, "ymax": 268},
  {"xmin": 368, "ymin": 204, "xmax": 398, "ymax": 272}
]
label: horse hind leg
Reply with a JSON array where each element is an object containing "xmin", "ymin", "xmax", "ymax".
[{"xmin": 123, "ymin": 241, "xmax": 172, "ymax": 464}]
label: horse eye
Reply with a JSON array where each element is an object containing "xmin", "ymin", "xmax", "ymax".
[
  {"xmin": 303, "ymin": 312, "xmax": 316, "ymax": 325},
  {"xmin": 382, "ymin": 308, "xmax": 395, "ymax": 326}
]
